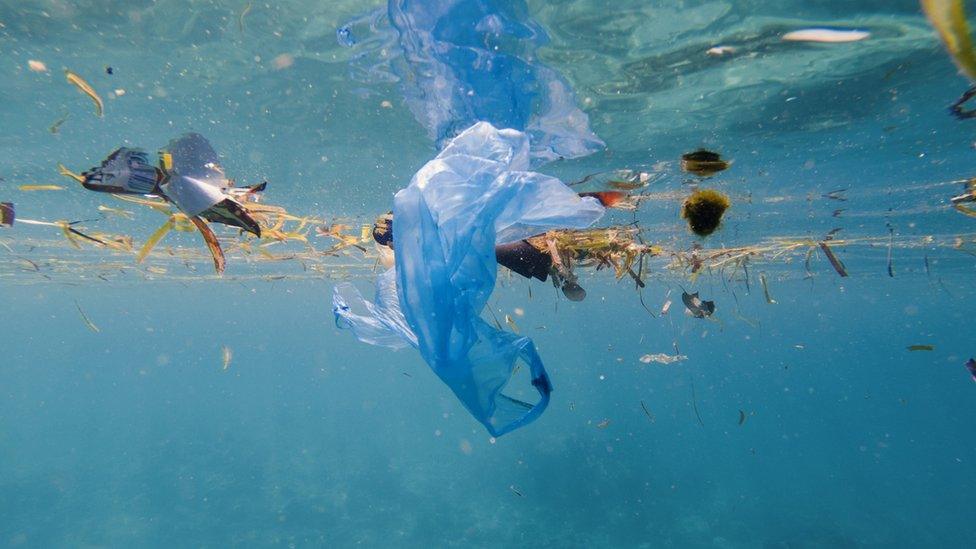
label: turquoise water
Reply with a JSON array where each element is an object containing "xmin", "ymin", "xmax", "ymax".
[{"xmin": 2, "ymin": 0, "xmax": 976, "ymax": 546}]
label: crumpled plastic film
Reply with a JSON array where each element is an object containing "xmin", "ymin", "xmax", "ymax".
[{"xmin": 334, "ymin": 122, "xmax": 604, "ymax": 435}]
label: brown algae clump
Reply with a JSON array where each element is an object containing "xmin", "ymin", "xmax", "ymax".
[
  {"xmin": 681, "ymin": 189, "xmax": 730, "ymax": 236},
  {"xmin": 681, "ymin": 149, "xmax": 730, "ymax": 177}
]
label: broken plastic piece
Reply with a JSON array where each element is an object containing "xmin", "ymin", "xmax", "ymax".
[{"xmin": 682, "ymin": 291, "xmax": 715, "ymax": 318}]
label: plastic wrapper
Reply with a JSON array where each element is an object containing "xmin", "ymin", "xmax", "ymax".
[
  {"xmin": 334, "ymin": 122, "xmax": 604, "ymax": 435},
  {"xmin": 338, "ymin": 0, "xmax": 604, "ymax": 163}
]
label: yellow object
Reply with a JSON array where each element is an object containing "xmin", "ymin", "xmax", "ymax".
[
  {"xmin": 19, "ymin": 185, "xmax": 64, "ymax": 191},
  {"xmin": 137, "ymin": 217, "xmax": 176, "ymax": 263},
  {"xmin": 160, "ymin": 152, "xmax": 173, "ymax": 171},
  {"xmin": 190, "ymin": 216, "xmax": 226, "ymax": 275},
  {"xmin": 221, "ymin": 346, "xmax": 233, "ymax": 370},
  {"xmin": 57, "ymin": 163, "xmax": 85, "ymax": 184},
  {"xmin": 922, "ymin": 0, "xmax": 976, "ymax": 80},
  {"xmin": 64, "ymin": 70, "xmax": 104, "ymax": 117}
]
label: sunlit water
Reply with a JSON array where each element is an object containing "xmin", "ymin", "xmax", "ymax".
[{"xmin": 1, "ymin": 1, "xmax": 975, "ymax": 546}]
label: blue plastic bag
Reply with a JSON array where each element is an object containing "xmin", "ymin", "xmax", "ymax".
[
  {"xmin": 334, "ymin": 122, "xmax": 604, "ymax": 435},
  {"xmin": 338, "ymin": 0, "xmax": 604, "ymax": 163}
]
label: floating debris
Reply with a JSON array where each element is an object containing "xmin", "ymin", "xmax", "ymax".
[
  {"xmin": 681, "ymin": 149, "xmax": 730, "ymax": 177},
  {"xmin": 782, "ymin": 28, "xmax": 870, "ymax": 43},
  {"xmin": 887, "ymin": 226, "xmax": 895, "ymax": 277},
  {"xmin": 239, "ymin": 2, "xmax": 252, "ymax": 33},
  {"xmin": 190, "ymin": 216, "xmax": 226, "ymax": 275},
  {"xmin": 966, "ymin": 358, "xmax": 976, "ymax": 382},
  {"xmin": 682, "ymin": 291, "xmax": 715, "ymax": 318},
  {"xmin": 681, "ymin": 189, "xmax": 731, "ymax": 237},
  {"xmin": 706, "ymin": 46, "xmax": 736, "ymax": 57},
  {"xmin": 951, "ymin": 86, "xmax": 976, "ymax": 119},
  {"xmin": 660, "ymin": 298, "xmax": 672, "ymax": 316},
  {"xmin": 221, "ymin": 346, "xmax": 233, "ymax": 371},
  {"xmin": 738, "ymin": 409, "xmax": 747, "ymax": 426},
  {"xmin": 760, "ymin": 272, "xmax": 777, "ymax": 304},
  {"xmin": 0, "ymin": 202, "xmax": 13, "ymax": 227},
  {"xmin": 951, "ymin": 178, "xmax": 976, "ymax": 203},
  {"xmin": 504, "ymin": 314, "xmax": 520, "ymax": 334},
  {"xmin": 818, "ymin": 241, "xmax": 849, "ymax": 277},
  {"xmin": 57, "ymin": 163, "xmax": 85, "ymax": 184},
  {"xmin": 922, "ymin": 0, "xmax": 976, "ymax": 80},
  {"xmin": 524, "ymin": 227, "xmax": 656, "ymax": 301},
  {"xmin": 607, "ymin": 179, "xmax": 646, "ymax": 191},
  {"xmin": 640, "ymin": 400, "xmax": 654, "ymax": 422},
  {"xmin": 596, "ymin": 418, "xmax": 610, "ymax": 429},
  {"xmin": 64, "ymin": 70, "xmax": 104, "ymax": 117},
  {"xmin": 639, "ymin": 353, "xmax": 687, "ymax": 365},
  {"xmin": 28, "ymin": 59, "xmax": 48, "ymax": 73},
  {"xmin": 74, "ymin": 300, "xmax": 100, "ymax": 333},
  {"xmin": 137, "ymin": 217, "xmax": 177, "ymax": 263},
  {"xmin": 18, "ymin": 185, "xmax": 64, "ymax": 192},
  {"xmin": 272, "ymin": 53, "xmax": 294, "ymax": 70},
  {"xmin": 822, "ymin": 188, "xmax": 848, "ymax": 201},
  {"xmin": 921, "ymin": 1, "xmax": 976, "ymax": 118},
  {"xmin": 509, "ymin": 485, "xmax": 523, "ymax": 497},
  {"xmin": 49, "ymin": 112, "xmax": 69, "ymax": 134},
  {"xmin": 691, "ymin": 380, "xmax": 705, "ymax": 427},
  {"xmin": 578, "ymin": 190, "xmax": 629, "ymax": 209},
  {"xmin": 907, "ymin": 344, "xmax": 935, "ymax": 351},
  {"xmin": 105, "ymin": 66, "xmax": 114, "ymax": 75},
  {"xmin": 98, "ymin": 205, "xmax": 135, "ymax": 220}
]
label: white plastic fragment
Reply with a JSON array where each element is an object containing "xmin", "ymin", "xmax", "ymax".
[{"xmin": 782, "ymin": 28, "xmax": 870, "ymax": 43}]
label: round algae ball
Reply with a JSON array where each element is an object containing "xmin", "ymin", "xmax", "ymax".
[{"xmin": 681, "ymin": 189, "xmax": 731, "ymax": 236}]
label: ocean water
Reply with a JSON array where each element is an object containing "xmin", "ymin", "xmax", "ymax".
[{"xmin": 1, "ymin": 0, "xmax": 976, "ymax": 547}]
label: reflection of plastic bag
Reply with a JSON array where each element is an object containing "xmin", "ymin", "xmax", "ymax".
[
  {"xmin": 334, "ymin": 122, "xmax": 604, "ymax": 435},
  {"xmin": 339, "ymin": 0, "xmax": 604, "ymax": 163}
]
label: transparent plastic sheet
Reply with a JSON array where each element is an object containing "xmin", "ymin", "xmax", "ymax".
[
  {"xmin": 338, "ymin": 0, "xmax": 604, "ymax": 163},
  {"xmin": 333, "ymin": 270, "xmax": 416, "ymax": 350},
  {"xmin": 159, "ymin": 133, "xmax": 231, "ymax": 217},
  {"xmin": 333, "ymin": 122, "xmax": 604, "ymax": 435}
]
